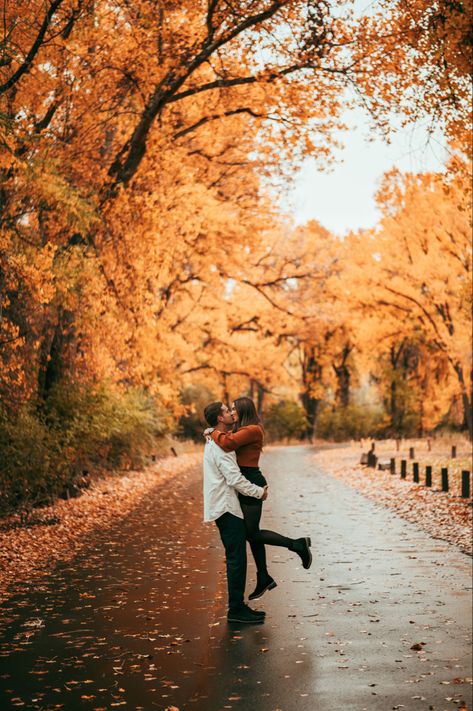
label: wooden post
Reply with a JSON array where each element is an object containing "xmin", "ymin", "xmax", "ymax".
[
  {"xmin": 451, "ymin": 445, "xmax": 457, "ymax": 459},
  {"xmin": 427, "ymin": 438, "xmax": 431, "ymax": 451},
  {"xmin": 409, "ymin": 447, "xmax": 415, "ymax": 459},
  {"xmin": 413, "ymin": 462, "xmax": 419, "ymax": 483},
  {"xmin": 425, "ymin": 466, "xmax": 432, "ymax": 487},
  {"xmin": 367, "ymin": 450, "xmax": 377, "ymax": 468},
  {"xmin": 370, "ymin": 441, "xmax": 375, "ymax": 452},
  {"xmin": 401, "ymin": 460, "xmax": 407, "ymax": 479},
  {"xmin": 461, "ymin": 471, "xmax": 471, "ymax": 499},
  {"xmin": 441, "ymin": 467, "xmax": 449, "ymax": 492},
  {"xmin": 390, "ymin": 458, "xmax": 396, "ymax": 474},
  {"xmin": 396, "ymin": 439, "xmax": 400, "ymax": 452}
]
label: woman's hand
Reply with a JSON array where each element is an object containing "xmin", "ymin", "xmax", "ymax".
[{"xmin": 261, "ymin": 485, "xmax": 269, "ymax": 501}]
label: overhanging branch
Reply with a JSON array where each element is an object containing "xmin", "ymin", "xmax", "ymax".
[{"xmin": 0, "ymin": 0, "xmax": 66, "ymax": 95}]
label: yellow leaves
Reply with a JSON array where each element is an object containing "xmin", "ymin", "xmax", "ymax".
[
  {"xmin": 1, "ymin": 0, "xmax": 470, "ymax": 435},
  {"xmin": 25, "ymin": 158, "xmax": 99, "ymax": 233}
]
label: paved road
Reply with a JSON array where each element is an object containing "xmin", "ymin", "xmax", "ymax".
[{"xmin": 0, "ymin": 446, "xmax": 471, "ymax": 711}]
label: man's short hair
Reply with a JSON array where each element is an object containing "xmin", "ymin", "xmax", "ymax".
[{"xmin": 204, "ymin": 401, "xmax": 223, "ymax": 427}]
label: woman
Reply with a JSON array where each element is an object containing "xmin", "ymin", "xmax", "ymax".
[{"xmin": 210, "ymin": 396, "xmax": 312, "ymax": 600}]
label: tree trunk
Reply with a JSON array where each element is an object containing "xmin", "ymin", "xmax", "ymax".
[
  {"xmin": 334, "ymin": 363, "xmax": 350, "ymax": 408},
  {"xmin": 390, "ymin": 378, "xmax": 397, "ymax": 432},
  {"xmin": 38, "ymin": 308, "xmax": 75, "ymax": 401},
  {"xmin": 300, "ymin": 345, "xmax": 322, "ymax": 442},
  {"xmin": 256, "ymin": 381, "xmax": 265, "ymax": 418},
  {"xmin": 333, "ymin": 343, "xmax": 352, "ymax": 408},
  {"xmin": 300, "ymin": 391, "xmax": 319, "ymax": 442},
  {"xmin": 221, "ymin": 372, "xmax": 229, "ymax": 406},
  {"xmin": 453, "ymin": 361, "xmax": 473, "ymax": 440}
]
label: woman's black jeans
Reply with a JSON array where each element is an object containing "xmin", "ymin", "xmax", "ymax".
[{"xmin": 238, "ymin": 466, "xmax": 294, "ymax": 578}]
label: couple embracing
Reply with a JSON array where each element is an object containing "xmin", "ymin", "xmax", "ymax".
[{"xmin": 202, "ymin": 396, "xmax": 312, "ymax": 624}]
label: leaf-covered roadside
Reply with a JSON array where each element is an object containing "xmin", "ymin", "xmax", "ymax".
[
  {"xmin": 313, "ymin": 446, "xmax": 472, "ymax": 556},
  {"xmin": 0, "ymin": 453, "xmax": 202, "ymax": 605}
]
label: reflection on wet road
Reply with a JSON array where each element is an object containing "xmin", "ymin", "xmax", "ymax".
[
  {"xmin": 1, "ymin": 446, "xmax": 472, "ymax": 711},
  {"xmin": 0, "ymin": 465, "xmax": 224, "ymax": 709}
]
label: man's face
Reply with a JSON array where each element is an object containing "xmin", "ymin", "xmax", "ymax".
[{"xmin": 218, "ymin": 405, "xmax": 234, "ymax": 428}]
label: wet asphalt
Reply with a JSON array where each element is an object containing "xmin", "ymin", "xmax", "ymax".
[{"xmin": 0, "ymin": 445, "xmax": 471, "ymax": 711}]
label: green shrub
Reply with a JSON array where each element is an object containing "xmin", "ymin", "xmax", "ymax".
[
  {"xmin": 179, "ymin": 384, "xmax": 217, "ymax": 441},
  {"xmin": 316, "ymin": 403, "xmax": 385, "ymax": 441},
  {"xmin": 45, "ymin": 382, "xmax": 171, "ymax": 471},
  {"xmin": 0, "ymin": 408, "xmax": 65, "ymax": 515},
  {"xmin": 0, "ymin": 382, "xmax": 172, "ymax": 517},
  {"xmin": 264, "ymin": 400, "xmax": 308, "ymax": 442}
]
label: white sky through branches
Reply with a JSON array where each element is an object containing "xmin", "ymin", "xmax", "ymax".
[{"xmin": 286, "ymin": 108, "xmax": 448, "ymax": 236}]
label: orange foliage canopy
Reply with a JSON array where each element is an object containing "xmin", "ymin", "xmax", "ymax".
[{"xmin": 0, "ymin": 1, "xmax": 471, "ymax": 437}]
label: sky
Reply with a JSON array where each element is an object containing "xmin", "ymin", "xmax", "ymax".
[{"xmin": 284, "ymin": 108, "xmax": 449, "ymax": 236}]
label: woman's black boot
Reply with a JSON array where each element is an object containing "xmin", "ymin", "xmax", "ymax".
[
  {"xmin": 290, "ymin": 537, "xmax": 312, "ymax": 569},
  {"xmin": 248, "ymin": 574, "xmax": 277, "ymax": 600}
]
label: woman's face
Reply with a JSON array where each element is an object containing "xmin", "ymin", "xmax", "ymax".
[{"xmin": 230, "ymin": 403, "xmax": 238, "ymax": 423}]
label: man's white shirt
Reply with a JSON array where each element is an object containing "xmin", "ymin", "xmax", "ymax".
[{"xmin": 203, "ymin": 438, "xmax": 264, "ymax": 522}]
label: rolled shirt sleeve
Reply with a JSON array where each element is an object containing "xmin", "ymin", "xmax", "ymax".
[{"xmin": 215, "ymin": 448, "xmax": 264, "ymax": 498}]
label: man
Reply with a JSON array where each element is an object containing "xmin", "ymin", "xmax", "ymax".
[{"xmin": 203, "ymin": 401, "xmax": 268, "ymax": 624}]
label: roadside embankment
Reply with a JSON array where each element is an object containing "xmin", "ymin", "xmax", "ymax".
[
  {"xmin": 0, "ymin": 452, "xmax": 202, "ymax": 604},
  {"xmin": 313, "ymin": 441, "xmax": 472, "ymax": 555}
]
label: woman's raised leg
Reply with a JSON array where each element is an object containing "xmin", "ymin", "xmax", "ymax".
[{"xmin": 240, "ymin": 500, "xmax": 312, "ymax": 571}]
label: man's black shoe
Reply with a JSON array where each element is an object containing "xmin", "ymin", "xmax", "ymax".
[
  {"xmin": 292, "ymin": 537, "xmax": 312, "ymax": 569},
  {"xmin": 248, "ymin": 575, "xmax": 277, "ymax": 600},
  {"xmin": 247, "ymin": 606, "xmax": 265, "ymax": 617},
  {"xmin": 227, "ymin": 604, "xmax": 265, "ymax": 624}
]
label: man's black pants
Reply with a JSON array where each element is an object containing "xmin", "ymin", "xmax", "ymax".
[{"xmin": 215, "ymin": 512, "xmax": 247, "ymax": 612}]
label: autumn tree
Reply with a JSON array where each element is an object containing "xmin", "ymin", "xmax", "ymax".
[
  {"xmin": 346, "ymin": 156, "xmax": 472, "ymax": 436},
  {"xmin": 0, "ymin": 0, "xmax": 471, "ymax": 505}
]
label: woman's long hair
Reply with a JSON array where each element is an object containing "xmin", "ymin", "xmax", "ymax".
[{"xmin": 233, "ymin": 396, "xmax": 263, "ymax": 429}]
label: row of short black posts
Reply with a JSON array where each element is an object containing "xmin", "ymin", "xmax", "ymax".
[
  {"xmin": 394, "ymin": 459, "xmax": 471, "ymax": 498},
  {"xmin": 400, "ymin": 459, "xmax": 407, "ymax": 478},
  {"xmin": 425, "ymin": 465, "xmax": 432, "ymax": 487},
  {"xmin": 462, "ymin": 470, "xmax": 471, "ymax": 498},
  {"xmin": 368, "ymin": 441, "xmax": 471, "ymax": 499},
  {"xmin": 367, "ymin": 442, "xmax": 377, "ymax": 468},
  {"xmin": 441, "ymin": 467, "xmax": 449, "ymax": 492}
]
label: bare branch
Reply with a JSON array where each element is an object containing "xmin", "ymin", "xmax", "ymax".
[
  {"xmin": 205, "ymin": 0, "xmax": 220, "ymax": 46},
  {"xmin": 230, "ymin": 316, "xmax": 260, "ymax": 333},
  {"xmin": 107, "ymin": 1, "xmax": 292, "ymax": 188},
  {"xmin": 0, "ymin": 0, "xmax": 66, "ymax": 95},
  {"xmin": 168, "ymin": 62, "xmax": 309, "ymax": 105},
  {"xmin": 173, "ymin": 107, "xmax": 264, "ymax": 140}
]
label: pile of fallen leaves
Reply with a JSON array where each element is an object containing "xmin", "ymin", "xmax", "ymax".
[
  {"xmin": 0, "ymin": 453, "xmax": 202, "ymax": 604},
  {"xmin": 314, "ymin": 444, "xmax": 472, "ymax": 556}
]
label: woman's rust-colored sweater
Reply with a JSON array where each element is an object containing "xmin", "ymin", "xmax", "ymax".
[{"xmin": 211, "ymin": 424, "xmax": 263, "ymax": 467}]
